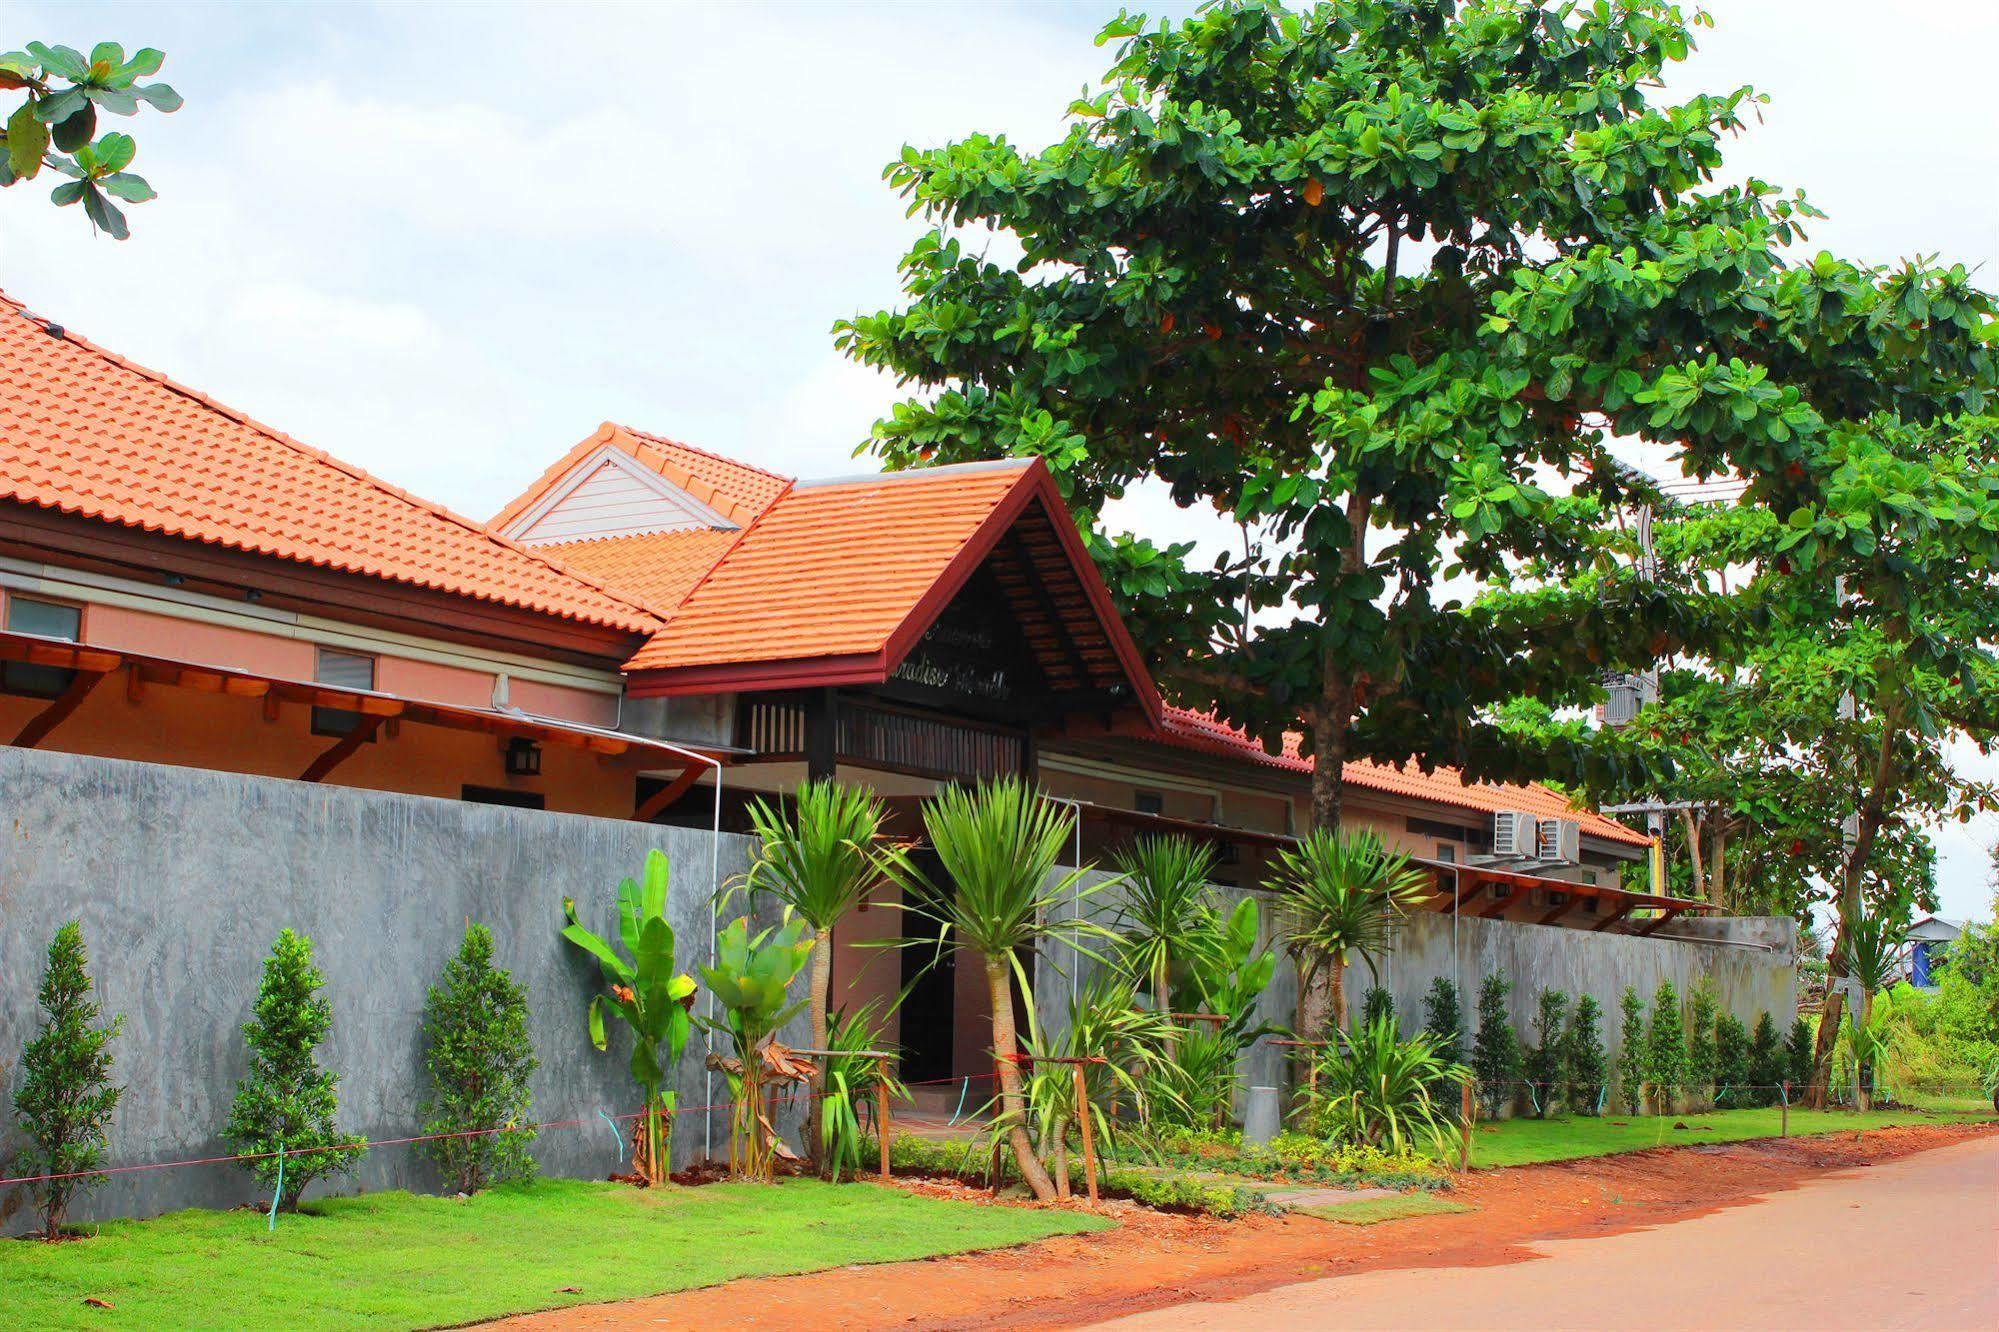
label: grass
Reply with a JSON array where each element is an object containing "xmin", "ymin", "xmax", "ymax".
[
  {"xmin": 1293, "ymin": 1193, "xmax": 1474, "ymax": 1225},
  {"xmin": 1, "ymin": 1177, "xmax": 1109, "ymax": 1330},
  {"xmin": 1470, "ymin": 1104, "xmax": 1995, "ymax": 1168}
]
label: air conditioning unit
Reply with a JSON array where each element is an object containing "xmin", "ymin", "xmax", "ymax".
[
  {"xmin": 1602, "ymin": 676, "xmax": 1643, "ymax": 727},
  {"xmin": 1537, "ymin": 817, "xmax": 1581, "ymax": 864},
  {"xmin": 1492, "ymin": 811, "xmax": 1539, "ymax": 859}
]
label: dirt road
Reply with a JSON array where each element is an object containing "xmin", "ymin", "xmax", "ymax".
[
  {"xmin": 1101, "ymin": 1133, "xmax": 1999, "ymax": 1331},
  {"xmin": 492, "ymin": 1122, "xmax": 1995, "ymax": 1330}
]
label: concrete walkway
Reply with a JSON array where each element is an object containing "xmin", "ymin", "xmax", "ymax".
[{"xmin": 1094, "ymin": 1134, "xmax": 1999, "ymax": 1331}]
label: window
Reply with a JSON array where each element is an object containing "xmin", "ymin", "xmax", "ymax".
[
  {"xmin": 462, "ymin": 785, "xmax": 544, "ymax": 810},
  {"xmin": 311, "ymin": 648, "xmax": 376, "ymax": 737},
  {"xmin": 1134, "ymin": 789, "xmax": 1164, "ymax": 815},
  {"xmin": 2, "ymin": 595, "xmax": 82, "ymax": 698},
  {"xmin": 1435, "ymin": 843, "xmax": 1457, "ymax": 863}
]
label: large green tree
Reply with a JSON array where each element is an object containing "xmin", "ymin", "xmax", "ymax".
[{"xmin": 839, "ymin": 0, "xmax": 1781, "ymax": 827}]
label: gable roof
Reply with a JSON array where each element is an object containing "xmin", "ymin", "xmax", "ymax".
[
  {"xmin": 622, "ymin": 460, "xmax": 1162, "ymax": 721},
  {"xmin": 1159, "ymin": 706, "xmax": 1650, "ymax": 847},
  {"xmin": 492, "ymin": 422, "xmax": 790, "ymax": 533},
  {"xmin": 0, "ymin": 294, "xmax": 659, "ymax": 634}
]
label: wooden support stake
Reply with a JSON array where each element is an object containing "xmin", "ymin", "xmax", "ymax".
[
  {"xmin": 1780, "ymin": 1082, "xmax": 1788, "ymax": 1139},
  {"xmin": 1460, "ymin": 1080, "xmax": 1475, "ymax": 1172},
  {"xmin": 875, "ymin": 1057, "xmax": 892, "ymax": 1183},
  {"xmin": 1072, "ymin": 1063, "xmax": 1099, "ymax": 1207}
]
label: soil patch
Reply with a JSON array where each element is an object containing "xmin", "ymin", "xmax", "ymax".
[{"xmin": 489, "ymin": 1121, "xmax": 1995, "ymax": 1331}]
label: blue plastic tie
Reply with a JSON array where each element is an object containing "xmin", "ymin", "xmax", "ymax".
[
  {"xmin": 597, "ymin": 1108, "xmax": 625, "ymax": 1162},
  {"xmin": 267, "ymin": 1147, "xmax": 283, "ymax": 1232},
  {"xmin": 1596, "ymin": 1084, "xmax": 1608, "ymax": 1114},
  {"xmin": 949, "ymin": 1076, "xmax": 970, "ymax": 1125}
]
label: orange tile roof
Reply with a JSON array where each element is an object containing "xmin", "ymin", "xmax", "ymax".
[
  {"xmin": 491, "ymin": 422, "xmax": 791, "ymax": 533},
  {"xmin": 0, "ymin": 293, "xmax": 660, "ymax": 633},
  {"xmin": 625, "ymin": 461, "xmax": 1036, "ymax": 675},
  {"xmin": 1159, "ymin": 706, "xmax": 1649, "ymax": 846},
  {"xmin": 538, "ymin": 528, "xmax": 745, "ymax": 612}
]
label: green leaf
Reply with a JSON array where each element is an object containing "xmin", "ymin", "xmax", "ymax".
[
  {"xmin": 89, "ymin": 42, "xmax": 125, "ymax": 71},
  {"xmin": 587, "ymin": 994, "xmax": 608, "ymax": 1051},
  {"xmin": 123, "ymin": 48, "xmax": 165, "ymax": 79},
  {"xmin": 101, "ymin": 171, "xmax": 153, "ymax": 202},
  {"xmin": 6, "ymin": 100, "xmax": 46, "ymax": 180},
  {"xmin": 32, "ymin": 87, "xmax": 87, "ymax": 126},
  {"xmin": 560, "ymin": 921, "xmax": 634, "ymax": 987},
  {"xmin": 27, "ymin": 43, "xmax": 89, "ymax": 83},
  {"xmin": 93, "ymin": 131, "xmax": 135, "ymax": 174},
  {"xmin": 81, "ymin": 183, "xmax": 128, "ymax": 239},
  {"xmin": 49, "ymin": 101, "xmax": 95, "ymax": 153},
  {"xmin": 49, "ymin": 179, "xmax": 86, "ymax": 207},
  {"xmin": 134, "ymin": 82, "xmax": 182, "ymax": 113},
  {"xmin": 83, "ymin": 86, "xmax": 138, "ymax": 116}
]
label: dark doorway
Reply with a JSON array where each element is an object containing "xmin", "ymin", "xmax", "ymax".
[{"xmin": 898, "ymin": 850, "xmax": 957, "ymax": 1085}]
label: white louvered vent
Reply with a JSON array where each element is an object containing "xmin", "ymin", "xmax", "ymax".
[{"xmin": 1492, "ymin": 811, "xmax": 1539, "ymax": 859}]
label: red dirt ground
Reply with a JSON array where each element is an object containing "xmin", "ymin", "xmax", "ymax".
[{"xmin": 491, "ymin": 1122, "xmax": 1996, "ymax": 1331}]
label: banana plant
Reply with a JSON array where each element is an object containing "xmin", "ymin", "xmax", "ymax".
[
  {"xmin": 561, "ymin": 849, "xmax": 696, "ymax": 1184},
  {"xmin": 698, "ymin": 910, "xmax": 814, "ymax": 1180}
]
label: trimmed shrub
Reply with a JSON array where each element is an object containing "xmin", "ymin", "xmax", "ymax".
[
  {"xmin": 1784, "ymin": 1015, "xmax": 1816, "ymax": 1092},
  {"xmin": 1686, "ymin": 983, "xmax": 1719, "ymax": 1104},
  {"xmin": 1522, "ymin": 988, "xmax": 1569, "ymax": 1117},
  {"xmin": 1421, "ymin": 977, "xmax": 1464, "ymax": 1068},
  {"xmin": 1471, "ymin": 974, "xmax": 1519, "ymax": 1116},
  {"xmin": 1714, "ymin": 1011, "xmax": 1751, "ymax": 1102},
  {"xmin": 13, "ymin": 922, "xmax": 123, "ymax": 1240},
  {"xmin": 1617, "ymin": 986, "xmax": 1646, "ymax": 1114},
  {"xmin": 1361, "ymin": 984, "xmax": 1396, "ymax": 1032},
  {"xmin": 420, "ymin": 923, "xmax": 538, "ymax": 1193},
  {"xmin": 1644, "ymin": 979, "xmax": 1686, "ymax": 1113},
  {"xmin": 1561, "ymin": 994, "xmax": 1608, "ymax": 1115},
  {"xmin": 1747, "ymin": 1011, "xmax": 1784, "ymax": 1105},
  {"xmin": 223, "ymin": 929, "xmax": 365, "ymax": 1211}
]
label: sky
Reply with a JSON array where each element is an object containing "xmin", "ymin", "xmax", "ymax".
[{"xmin": 4, "ymin": 1, "xmax": 1995, "ymax": 920}]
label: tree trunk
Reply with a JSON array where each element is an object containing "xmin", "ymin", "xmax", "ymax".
[
  {"xmin": 1328, "ymin": 957, "xmax": 1348, "ymax": 1034},
  {"xmin": 807, "ymin": 931, "xmax": 832, "ymax": 1168},
  {"xmin": 1710, "ymin": 824, "xmax": 1727, "ymax": 911},
  {"xmin": 986, "ymin": 955, "xmax": 1057, "ymax": 1201},
  {"xmin": 1680, "ymin": 809, "xmax": 1707, "ymax": 904}
]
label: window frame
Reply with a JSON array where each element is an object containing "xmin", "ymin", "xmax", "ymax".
[
  {"xmin": 310, "ymin": 647, "xmax": 379, "ymax": 738},
  {"xmin": 1, "ymin": 592, "xmax": 85, "ymax": 699}
]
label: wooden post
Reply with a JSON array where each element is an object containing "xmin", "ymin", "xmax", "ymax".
[
  {"xmin": 875, "ymin": 1057, "xmax": 892, "ymax": 1182},
  {"xmin": 1460, "ymin": 1080, "xmax": 1475, "ymax": 1172},
  {"xmin": 1072, "ymin": 1063, "xmax": 1099, "ymax": 1207}
]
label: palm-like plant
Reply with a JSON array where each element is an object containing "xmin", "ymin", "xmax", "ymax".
[
  {"xmin": 739, "ymin": 780, "xmax": 892, "ymax": 1163},
  {"xmin": 1111, "ymin": 835, "xmax": 1217, "ymax": 1011},
  {"xmin": 1266, "ymin": 829, "xmax": 1429, "ymax": 1038},
  {"xmin": 1023, "ymin": 976, "xmax": 1178, "ymax": 1198},
  {"xmin": 890, "ymin": 776, "xmax": 1108, "ymax": 1203},
  {"xmin": 1311, "ymin": 1015, "xmax": 1470, "ymax": 1157},
  {"xmin": 1832, "ymin": 902, "xmax": 1908, "ymax": 1112}
]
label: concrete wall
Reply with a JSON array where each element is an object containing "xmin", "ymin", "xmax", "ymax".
[
  {"xmin": 1037, "ymin": 874, "xmax": 1795, "ymax": 1115},
  {"xmin": 0, "ymin": 747, "xmax": 791, "ymax": 1234}
]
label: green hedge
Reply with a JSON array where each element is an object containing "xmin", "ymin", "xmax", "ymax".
[{"xmin": 879, "ymin": 1135, "xmax": 1276, "ymax": 1219}]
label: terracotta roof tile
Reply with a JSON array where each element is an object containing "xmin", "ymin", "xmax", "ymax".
[
  {"xmin": 0, "ymin": 294, "xmax": 660, "ymax": 633},
  {"xmin": 538, "ymin": 528, "xmax": 744, "ymax": 612},
  {"xmin": 1159, "ymin": 706, "xmax": 1648, "ymax": 846},
  {"xmin": 625, "ymin": 462, "xmax": 1033, "ymax": 673}
]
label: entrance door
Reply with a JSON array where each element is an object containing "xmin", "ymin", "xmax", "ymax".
[{"xmin": 898, "ymin": 850, "xmax": 957, "ymax": 1085}]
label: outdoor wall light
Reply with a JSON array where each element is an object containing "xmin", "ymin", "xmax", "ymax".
[{"xmin": 504, "ymin": 737, "xmax": 542, "ymax": 777}]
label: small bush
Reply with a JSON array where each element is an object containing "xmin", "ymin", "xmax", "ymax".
[
  {"xmin": 223, "ymin": 929, "xmax": 365, "ymax": 1211},
  {"xmin": 1561, "ymin": 994, "xmax": 1608, "ymax": 1115},
  {"xmin": 1784, "ymin": 1015, "xmax": 1816, "ymax": 1091},
  {"xmin": 1644, "ymin": 979, "xmax": 1686, "ymax": 1112},
  {"xmin": 1422, "ymin": 977, "xmax": 1464, "ymax": 1068},
  {"xmin": 1361, "ymin": 985, "xmax": 1396, "ymax": 1031},
  {"xmin": 1310, "ymin": 1016, "xmax": 1468, "ymax": 1155},
  {"xmin": 1471, "ymin": 975, "xmax": 1519, "ymax": 1117},
  {"xmin": 884, "ymin": 1133, "xmax": 1275, "ymax": 1217},
  {"xmin": 12, "ymin": 922, "xmax": 123, "ymax": 1240},
  {"xmin": 1616, "ymin": 986, "xmax": 1646, "ymax": 1114},
  {"xmin": 1522, "ymin": 988, "xmax": 1568, "ymax": 1116},
  {"xmin": 420, "ymin": 923, "xmax": 538, "ymax": 1194}
]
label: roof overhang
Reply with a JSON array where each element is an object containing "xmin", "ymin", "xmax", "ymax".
[{"xmin": 0, "ymin": 630, "xmax": 740, "ymax": 785}]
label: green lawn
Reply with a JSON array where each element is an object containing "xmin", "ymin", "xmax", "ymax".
[
  {"xmin": 1, "ymin": 1177, "xmax": 1109, "ymax": 1331},
  {"xmin": 1470, "ymin": 1105, "xmax": 1995, "ymax": 1168}
]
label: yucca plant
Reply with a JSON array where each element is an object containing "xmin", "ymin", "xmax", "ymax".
[
  {"xmin": 817, "ymin": 1002, "xmax": 907, "ymax": 1182},
  {"xmin": 1023, "ymin": 976, "xmax": 1179, "ymax": 1197},
  {"xmin": 560, "ymin": 849, "xmax": 697, "ymax": 1184},
  {"xmin": 739, "ymin": 779, "xmax": 893, "ymax": 1165},
  {"xmin": 888, "ymin": 776, "xmax": 1110, "ymax": 1203},
  {"xmin": 1147, "ymin": 896, "xmax": 1281, "ymax": 1127},
  {"xmin": 1266, "ymin": 829, "xmax": 1429, "ymax": 1037},
  {"xmin": 699, "ymin": 910, "xmax": 815, "ymax": 1181},
  {"xmin": 1111, "ymin": 835, "xmax": 1218, "ymax": 1012},
  {"xmin": 1310, "ymin": 1015, "xmax": 1469, "ymax": 1158},
  {"xmin": 1834, "ymin": 903, "xmax": 1907, "ymax": 1111}
]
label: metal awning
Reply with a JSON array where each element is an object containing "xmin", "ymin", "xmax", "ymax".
[
  {"xmin": 0, "ymin": 630, "xmax": 738, "ymax": 814},
  {"xmin": 1410, "ymin": 857, "xmax": 1712, "ymax": 935}
]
